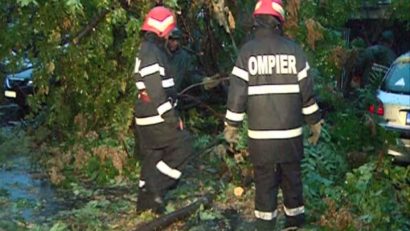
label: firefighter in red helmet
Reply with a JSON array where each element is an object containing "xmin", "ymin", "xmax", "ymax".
[
  {"xmin": 133, "ymin": 6, "xmax": 192, "ymax": 214},
  {"xmin": 224, "ymin": 0, "xmax": 323, "ymax": 230}
]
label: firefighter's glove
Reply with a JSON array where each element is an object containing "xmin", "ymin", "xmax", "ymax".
[
  {"xmin": 202, "ymin": 77, "xmax": 219, "ymax": 90},
  {"xmin": 308, "ymin": 119, "xmax": 324, "ymax": 145},
  {"xmin": 224, "ymin": 124, "xmax": 239, "ymax": 144}
]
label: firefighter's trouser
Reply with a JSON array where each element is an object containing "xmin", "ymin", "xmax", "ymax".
[
  {"xmin": 137, "ymin": 131, "xmax": 192, "ymax": 213},
  {"xmin": 254, "ymin": 162, "xmax": 305, "ymax": 228}
]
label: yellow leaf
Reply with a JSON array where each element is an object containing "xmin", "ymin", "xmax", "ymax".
[
  {"xmin": 227, "ymin": 9, "xmax": 235, "ymax": 30},
  {"xmin": 121, "ymin": 80, "xmax": 127, "ymax": 93},
  {"xmin": 46, "ymin": 62, "xmax": 55, "ymax": 74},
  {"xmin": 234, "ymin": 186, "xmax": 244, "ymax": 197}
]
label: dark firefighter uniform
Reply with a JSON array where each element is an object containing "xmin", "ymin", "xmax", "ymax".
[
  {"xmin": 355, "ymin": 30, "xmax": 396, "ymax": 89},
  {"xmin": 133, "ymin": 6, "xmax": 192, "ymax": 213},
  {"xmin": 224, "ymin": 0, "xmax": 321, "ymax": 229},
  {"xmin": 166, "ymin": 27, "xmax": 203, "ymax": 93},
  {"xmin": 355, "ymin": 45, "xmax": 396, "ymax": 89}
]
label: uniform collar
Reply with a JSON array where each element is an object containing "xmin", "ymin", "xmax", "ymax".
[
  {"xmin": 144, "ymin": 32, "xmax": 166, "ymax": 46},
  {"xmin": 254, "ymin": 27, "xmax": 282, "ymax": 38}
]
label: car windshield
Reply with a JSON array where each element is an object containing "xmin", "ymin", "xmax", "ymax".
[
  {"xmin": 381, "ymin": 62, "xmax": 410, "ymax": 95},
  {"xmin": 1, "ymin": 53, "xmax": 33, "ymax": 74}
]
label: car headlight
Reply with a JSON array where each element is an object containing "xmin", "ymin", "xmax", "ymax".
[{"xmin": 27, "ymin": 80, "xmax": 33, "ymax": 86}]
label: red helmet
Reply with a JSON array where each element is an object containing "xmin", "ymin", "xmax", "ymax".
[
  {"xmin": 253, "ymin": 0, "xmax": 285, "ymax": 23},
  {"xmin": 141, "ymin": 6, "xmax": 176, "ymax": 37}
]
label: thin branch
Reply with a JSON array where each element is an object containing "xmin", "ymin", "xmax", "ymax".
[
  {"xmin": 72, "ymin": 9, "xmax": 111, "ymax": 45},
  {"xmin": 178, "ymin": 94, "xmax": 225, "ymax": 119},
  {"xmin": 178, "ymin": 76, "xmax": 229, "ymax": 95}
]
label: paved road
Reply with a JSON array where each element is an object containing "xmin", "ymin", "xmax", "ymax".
[{"xmin": 0, "ymin": 103, "xmax": 23, "ymax": 125}]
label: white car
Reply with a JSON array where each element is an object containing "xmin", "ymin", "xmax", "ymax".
[{"xmin": 370, "ymin": 51, "xmax": 410, "ymax": 162}]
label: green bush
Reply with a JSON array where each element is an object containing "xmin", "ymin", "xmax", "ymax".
[{"xmin": 345, "ymin": 161, "xmax": 410, "ymax": 229}]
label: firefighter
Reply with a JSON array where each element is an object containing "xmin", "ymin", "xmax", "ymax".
[
  {"xmin": 166, "ymin": 27, "xmax": 204, "ymax": 94},
  {"xmin": 133, "ymin": 6, "xmax": 192, "ymax": 214},
  {"xmin": 354, "ymin": 30, "xmax": 397, "ymax": 90},
  {"xmin": 223, "ymin": 0, "xmax": 322, "ymax": 230},
  {"xmin": 166, "ymin": 27, "xmax": 222, "ymax": 113}
]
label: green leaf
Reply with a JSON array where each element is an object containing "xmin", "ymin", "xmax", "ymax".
[
  {"xmin": 17, "ymin": 0, "xmax": 38, "ymax": 7},
  {"xmin": 65, "ymin": 0, "xmax": 83, "ymax": 13},
  {"xmin": 199, "ymin": 206, "xmax": 222, "ymax": 221},
  {"xmin": 50, "ymin": 222, "xmax": 69, "ymax": 231}
]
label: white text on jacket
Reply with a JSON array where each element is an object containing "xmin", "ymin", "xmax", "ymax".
[{"xmin": 248, "ymin": 55, "xmax": 297, "ymax": 75}]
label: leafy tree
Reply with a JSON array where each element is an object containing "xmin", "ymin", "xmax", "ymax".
[
  {"xmin": 1, "ymin": 0, "xmax": 153, "ymax": 141},
  {"xmin": 1, "ymin": 0, "xmax": 409, "ymax": 143}
]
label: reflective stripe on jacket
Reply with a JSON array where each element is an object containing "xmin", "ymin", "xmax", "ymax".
[{"xmin": 133, "ymin": 33, "xmax": 180, "ymax": 148}]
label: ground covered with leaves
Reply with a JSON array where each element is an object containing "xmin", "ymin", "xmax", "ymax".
[{"xmin": 1, "ymin": 103, "xmax": 409, "ymax": 231}]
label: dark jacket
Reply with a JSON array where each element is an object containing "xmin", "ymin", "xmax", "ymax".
[
  {"xmin": 225, "ymin": 28, "xmax": 321, "ymax": 164},
  {"xmin": 355, "ymin": 44, "xmax": 396, "ymax": 88},
  {"xmin": 133, "ymin": 33, "xmax": 181, "ymax": 148},
  {"xmin": 168, "ymin": 47, "xmax": 202, "ymax": 93}
]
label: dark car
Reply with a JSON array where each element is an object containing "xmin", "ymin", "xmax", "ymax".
[
  {"xmin": 369, "ymin": 51, "xmax": 410, "ymax": 163},
  {"xmin": 2, "ymin": 55, "xmax": 34, "ymax": 109}
]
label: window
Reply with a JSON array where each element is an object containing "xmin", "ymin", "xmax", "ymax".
[{"xmin": 381, "ymin": 62, "xmax": 410, "ymax": 95}]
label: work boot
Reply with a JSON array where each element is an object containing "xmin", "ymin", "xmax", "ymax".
[
  {"xmin": 284, "ymin": 214, "xmax": 304, "ymax": 230},
  {"xmin": 255, "ymin": 218, "xmax": 275, "ymax": 231},
  {"xmin": 136, "ymin": 189, "xmax": 164, "ymax": 214}
]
